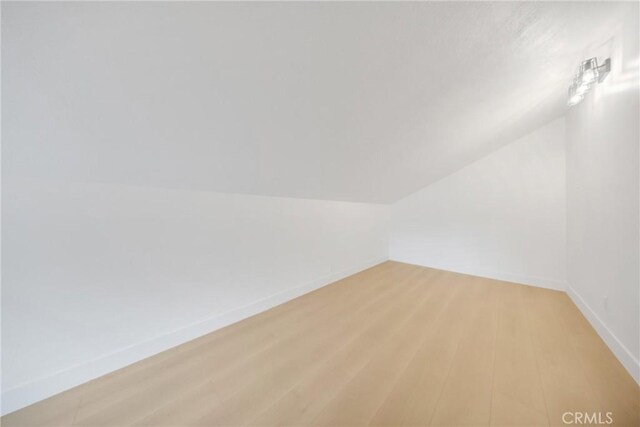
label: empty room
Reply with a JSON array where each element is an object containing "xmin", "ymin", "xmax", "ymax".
[{"xmin": 1, "ymin": 1, "xmax": 639, "ymax": 426}]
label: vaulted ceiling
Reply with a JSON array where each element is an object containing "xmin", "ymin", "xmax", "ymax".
[{"xmin": 3, "ymin": 1, "xmax": 630, "ymax": 203}]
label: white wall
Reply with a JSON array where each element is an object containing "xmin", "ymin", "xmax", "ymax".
[
  {"xmin": 390, "ymin": 118, "xmax": 566, "ymax": 290},
  {"xmin": 3, "ymin": 5, "xmax": 395, "ymax": 415},
  {"xmin": 566, "ymin": 3, "xmax": 639, "ymax": 383},
  {"xmin": 1, "ymin": 178, "xmax": 389, "ymax": 414}
]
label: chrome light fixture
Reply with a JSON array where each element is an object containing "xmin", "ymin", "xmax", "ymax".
[{"xmin": 568, "ymin": 57, "xmax": 611, "ymax": 106}]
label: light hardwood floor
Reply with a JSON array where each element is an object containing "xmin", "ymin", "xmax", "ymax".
[{"xmin": 2, "ymin": 261, "xmax": 639, "ymax": 426}]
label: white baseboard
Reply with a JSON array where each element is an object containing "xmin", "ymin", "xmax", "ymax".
[
  {"xmin": 0, "ymin": 257, "xmax": 388, "ymax": 416},
  {"xmin": 566, "ymin": 284, "xmax": 640, "ymax": 385},
  {"xmin": 389, "ymin": 258, "xmax": 566, "ymax": 291}
]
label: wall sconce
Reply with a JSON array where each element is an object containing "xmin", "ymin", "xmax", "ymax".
[{"xmin": 568, "ymin": 57, "xmax": 611, "ymax": 106}]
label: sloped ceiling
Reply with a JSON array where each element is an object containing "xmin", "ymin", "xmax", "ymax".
[{"xmin": 3, "ymin": 1, "xmax": 632, "ymax": 203}]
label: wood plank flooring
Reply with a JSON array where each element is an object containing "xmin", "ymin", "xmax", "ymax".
[{"xmin": 2, "ymin": 261, "xmax": 639, "ymax": 426}]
